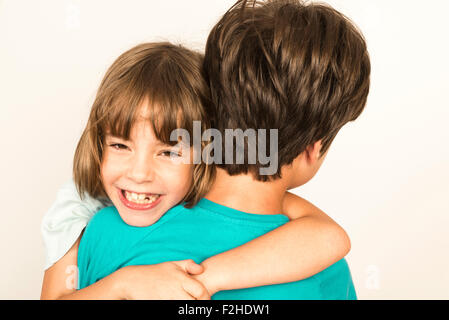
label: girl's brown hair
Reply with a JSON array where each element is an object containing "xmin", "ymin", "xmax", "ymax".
[{"xmin": 73, "ymin": 42, "xmax": 215, "ymax": 208}]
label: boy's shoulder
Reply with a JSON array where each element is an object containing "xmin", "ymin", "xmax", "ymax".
[
  {"xmin": 79, "ymin": 206, "xmax": 138, "ymax": 265},
  {"xmin": 87, "ymin": 205, "xmax": 120, "ymax": 225},
  {"xmin": 82, "ymin": 206, "xmax": 122, "ymax": 239},
  {"xmin": 313, "ymin": 258, "xmax": 357, "ymax": 300}
]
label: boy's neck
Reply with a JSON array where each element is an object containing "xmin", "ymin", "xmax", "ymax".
[{"xmin": 204, "ymin": 168, "xmax": 288, "ymax": 215}]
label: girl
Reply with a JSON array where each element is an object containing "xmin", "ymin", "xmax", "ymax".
[{"xmin": 41, "ymin": 42, "xmax": 351, "ymax": 299}]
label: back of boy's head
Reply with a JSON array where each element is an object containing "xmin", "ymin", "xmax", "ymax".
[
  {"xmin": 204, "ymin": 0, "xmax": 371, "ymax": 181},
  {"xmin": 73, "ymin": 42, "xmax": 213, "ymax": 207}
]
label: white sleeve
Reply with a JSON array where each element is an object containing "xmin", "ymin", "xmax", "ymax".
[{"xmin": 41, "ymin": 179, "xmax": 112, "ymax": 270}]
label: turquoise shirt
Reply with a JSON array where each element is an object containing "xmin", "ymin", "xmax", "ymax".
[{"xmin": 78, "ymin": 198, "xmax": 357, "ymax": 300}]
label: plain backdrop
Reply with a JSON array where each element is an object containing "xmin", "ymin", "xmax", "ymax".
[{"xmin": 1, "ymin": 0, "xmax": 448, "ymax": 300}]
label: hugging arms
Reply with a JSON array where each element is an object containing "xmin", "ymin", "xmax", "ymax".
[{"xmin": 41, "ymin": 182, "xmax": 350, "ymax": 299}]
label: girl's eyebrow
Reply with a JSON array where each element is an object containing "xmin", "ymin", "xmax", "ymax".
[
  {"xmin": 156, "ymin": 142, "xmax": 181, "ymax": 149},
  {"xmin": 105, "ymin": 134, "xmax": 129, "ymax": 141},
  {"xmin": 105, "ymin": 134, "xmax": 175, "ymax": 148},
  {"xmin": 155, "ymin": 141, "xmax": 172, "ymax": 147}
]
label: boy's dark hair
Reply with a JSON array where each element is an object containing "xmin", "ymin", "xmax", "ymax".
[{"xmin": 203, "ymin": 0, "xmax": 371, "ymax": 181}]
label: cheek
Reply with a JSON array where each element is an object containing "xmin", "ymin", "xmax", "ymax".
[
  {"xmin": 100, "ymin": 152, "xmax": 124, "ymax": 185},
  {"xmin": 164, "ymin": 164, "xmax": 194, "ymax": 197},
  {"xmin": 100, "ymin": 159, "xmax": 113, "ymax": 191}
]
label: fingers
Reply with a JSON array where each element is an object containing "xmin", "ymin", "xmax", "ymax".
[
  {"xmin": 182, "ymin": 279, "xmax": 211, "ymax": 300},
  {"xmin": 196, "ymin": 289, "xmax": 211, "ymax": 300},
  {"xmin": 171, "ymin": 290, "xmax": 197, "ymax": 300},
  {"xmin": 174, "ymin": 259, "xmax": 204, "ymax": 275},
  {"xmin": 171, "ymin": 260, "xmax": 210, "ymax": 300},
  {"xmin": 185, "ymin": 260, "xmax": 204, "ymax": 275}
]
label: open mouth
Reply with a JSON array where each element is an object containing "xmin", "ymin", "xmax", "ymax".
[
  {"xmin": 121, "ymin": 189, "xmax": 161, "ymax": 204},
  {"xmin": 118, "ymin": 188, "xmax": 163, "ymax": 210}
]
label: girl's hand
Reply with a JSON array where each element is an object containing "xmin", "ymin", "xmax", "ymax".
[{"xmin": 116, "ymin": 259, "xmax": 211, "ymax": 300}]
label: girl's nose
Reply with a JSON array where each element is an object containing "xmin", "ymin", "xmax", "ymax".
[{"xmin": 127, "ymin": 153, "xmax": 155, "ymax": 184}]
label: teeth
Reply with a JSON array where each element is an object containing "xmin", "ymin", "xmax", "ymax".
[{"xmin": 124, "ymin": 191, "xmax": 160, "ymax": 204}]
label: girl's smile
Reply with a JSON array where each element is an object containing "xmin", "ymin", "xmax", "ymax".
[{"xmin": 117, "ymin": 187, "xmax": 163, "ymax": 210}]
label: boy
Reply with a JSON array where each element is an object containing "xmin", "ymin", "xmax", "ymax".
[{"xmin": 192, "ymin": 0, "xmax": 371, "ymax": 297}]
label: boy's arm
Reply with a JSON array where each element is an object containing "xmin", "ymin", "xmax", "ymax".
[{"xmin": 195, "ymin": 192, "xmax": 351, "ymax": 295}]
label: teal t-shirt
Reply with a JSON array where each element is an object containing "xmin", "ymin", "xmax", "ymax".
[{"xmin": 77, "ymin": 198, "xmax": 357, "ymax": 300}]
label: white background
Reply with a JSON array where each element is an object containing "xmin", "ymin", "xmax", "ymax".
[{"xmin": 1, "ymin": 0, "xmax": 448, "ymax": 299}]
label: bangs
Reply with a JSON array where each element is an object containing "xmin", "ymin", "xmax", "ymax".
[{"xmin": 94, "ymin": 45, "xmax": 207, "ymax": 146}]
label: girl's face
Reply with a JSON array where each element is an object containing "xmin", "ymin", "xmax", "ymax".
[{"xmin": 101, "ymin": 106, "xmax": 193, "ymax": 227}]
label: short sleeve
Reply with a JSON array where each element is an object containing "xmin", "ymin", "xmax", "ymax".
[{"xmin": 41, "ymin": 179, "xmax": 112, "ymax": 270}]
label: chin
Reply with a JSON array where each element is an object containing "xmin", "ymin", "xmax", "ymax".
[{"xmin": 113, "ymin": 199, "xmax": 168, "ymax": 227}]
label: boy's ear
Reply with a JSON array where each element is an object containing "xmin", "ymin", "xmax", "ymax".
[{"xmin": 305, "ymin": 140, "xmax": 323, "ymax": 163}]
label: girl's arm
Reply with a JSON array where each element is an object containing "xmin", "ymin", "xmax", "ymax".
[
  {"xmin": 41, "ymin": 233, "xmax": 119, "ymax": 299},
  {"xmin": 194, "ymin": 192, "xmax": 351, "ymax": 295},
  {"xmin": 41, "ymin": 180, "xmax": 209, "ymax": 300},
  {"xmin": 41, "ymin": 179, "xmax": 110, "ymax": 271},
  {"xmin": 40, "ymin": 234, "xmax": 210, "ymax": 300}
]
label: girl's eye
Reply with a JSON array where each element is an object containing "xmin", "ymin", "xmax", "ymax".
[
  {"xmin": 109, "ymin": 143, "xmax": 128, "ymax": 150},
  {"xmin": 161, "ymin": 150, "xmax": 181, "ymax": 157}
]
